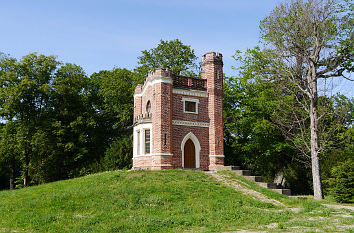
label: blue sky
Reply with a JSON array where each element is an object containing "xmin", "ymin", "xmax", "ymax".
[{"xmin": 1, "ymin": 0, "xmax": 352, "ymax": 96}]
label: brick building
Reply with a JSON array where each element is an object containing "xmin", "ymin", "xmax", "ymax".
[{"xmin": 132, "ymin": 52, "xmax": 224, "ymax": 170}]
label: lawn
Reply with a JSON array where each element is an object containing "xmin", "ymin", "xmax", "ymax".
[{"xmin": 0, "ymin": 170, "xmax": 352, "ymax": 232}]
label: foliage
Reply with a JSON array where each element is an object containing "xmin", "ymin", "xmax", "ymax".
[
  {"xmin": 251, "ymin": 0, "xmax": 354, "ymax": 199},
  {"xmin": 325, "ymin": 159, "xmax": 354, "ymax": 203},
  {"xmin": 223, "ymin": 73, "xmax": 295, "ymax": 183},
  {"xmin": 227, "ymin": 44, "xmax": 353, "ymax": 195},
  {"xmin": 89, "ymin": 68, "xmax": 138, "ymax": 171},
  {"xmin": 135, "ymin": 39, "xmax": 198, "ymax": 78},
  {"xmin": 0, "ymin": 121, "xmax": 21, "ymax": 189},
  {"xmin": 104, "ymin": 136, "xmax": 132, "ymax": 170},
  {"xmin": 0, "ymin": 54, "xmax": 103, "ymax": 187}
]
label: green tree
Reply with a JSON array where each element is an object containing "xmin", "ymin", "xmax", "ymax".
[
  {"xmin": 0, "ymin": 53, "xmax": 59, "ymax": 186},
  {"xmin": 104, "ymin": 136, "xmax": 132, "ymax": 170},
  {"xmin": 42, "ymin": 63, "xmax": 95, "ymax": 181},
  {"xmin": 0, "ymin": 53, "xmax": 100, "ymax": 186},
  {"xmin": 0, "ymin": 121, "xmax": 21, "ymax": 189},
  {"xmin": 89, "ymin": 68, "xmax": 138, "ymax": 170},
  {"xmin": 224, "ymin": 65, "xmax": 296, "ymax": 187},
  {"xmin": 326, "ymin": 159, "xmax": 354, "ymax": 203},
  {"xmin": 135, "ymin": 39, "xmax": 198, "ymax": 78},
  {"xmin": 257, "ymin": 0, "xmax": 353, "ymax": 199},
  {"xmin": 228, "ymin": 45, "xmax": 352, "ymax": 194}
]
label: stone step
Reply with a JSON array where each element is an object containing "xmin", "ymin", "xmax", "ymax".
[
  {"xmin": 243, "ymin": 176, "xmax": 264, "ymax": 182},
  {"xmin": 230, "ymin": 166, "xmax": 241, "ymax": 170},
  {"xmin": 215, "ymin": 164, "xmax": 292, "ymax": 196},
  {"xmin": 215, "ymin": 165, "xmax": 241, "ymax": 171},
  {"xmin": 233, "ymin": 170, "xmax": 252, "ymax": 176},
  {"xmin": 257, "ymin": 182, "xmax": 277, "ymax": 189},
  {"xmin": 271, "ymin": 189, "xmax": 291, "ymax": 196}
]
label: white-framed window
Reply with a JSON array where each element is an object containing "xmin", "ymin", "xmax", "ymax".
[
  {"xmin": 182, "ymin": 97, "xmax": 199, "ymax": 114},
  {"xmin": 137, "ymin": 130, "xmax": 140, "ymax": 155},
  {"xmin": 133, "ymin": 123, "xmax": 152, "ymax": 157},
  {"xmin": 144, "ymin": 129, "xmax": 151, "ymax": 154}
]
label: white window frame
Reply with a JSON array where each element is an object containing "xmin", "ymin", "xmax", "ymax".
[
  {"xmin": 133, "ymin": 123, "xmax": 152, "ymax": 157},
  {"xmin": 182, "ymin": 97, "xmax": 199, "ymax": 114},
  {"xmin": 143, "ymin": 128, "xmax": 151, "ymax": 154}
]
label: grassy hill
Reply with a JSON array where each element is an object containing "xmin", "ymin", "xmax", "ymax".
[{"xmin": 0, "ymin": 170, "xmax": 352, "ymax": 232}]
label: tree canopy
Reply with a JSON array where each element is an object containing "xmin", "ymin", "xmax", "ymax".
[
  {"xmin": 135, "ymin": 39, "xmax": 198, "ymax": 78},
  {"xmin": 245, "ymin": 0, "xmax": 353, "ymax": 199}
]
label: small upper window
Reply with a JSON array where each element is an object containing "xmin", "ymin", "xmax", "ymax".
[
  {"xmin": 146, "ymin": 100, "xmax": 151, "ymax": 114},
  {"xmin": 182, "ymin": 98, "xmax": 199, "ymax": 114},
  {"xmin": 185, "ymin": 101, "xmax": 196, "ymax": 113}
]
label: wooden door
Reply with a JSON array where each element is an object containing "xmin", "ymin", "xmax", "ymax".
[{"xmin": 184, "ymin": 139, "xmax": 195, "ymax": 168}]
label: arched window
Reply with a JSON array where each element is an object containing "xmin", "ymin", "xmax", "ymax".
[{"xmin": 146, "ymin": 100, "xmax": 151, "ymax": 114}]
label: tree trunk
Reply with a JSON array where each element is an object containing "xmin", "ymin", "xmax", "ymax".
[
  {"xmin": 309, "ymin": 77, "xmax": 323, "ymax": 199},
  {"xmin": 23, "ymin": 153, "xmax": 29, "ymax": 187},
  {"xmin": 9, "ymin": 167, "xmax": 15, "ymax": 190}
]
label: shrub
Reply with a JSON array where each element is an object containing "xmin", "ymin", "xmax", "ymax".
[
  {"xmin": 104, "ymin": 136, "xmax": 132, "ymax": 170},
  {"xmin": 326, "ymin": 159, "xmax": 354, "ymax": 203}
]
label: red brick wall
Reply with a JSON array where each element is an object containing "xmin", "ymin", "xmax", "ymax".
[
  {"xmin": 202, "ymin": 52, "xmax": 224, "ymax": 168},
  {"xmin": 171, "ymin": 125, "xmax": 209, "ymax": 170},
  {"xmin": 133, "ymin": 84, "xmax": 143, "ymax": 120},
  {"xmin": 152, "ymin": 82, "xmax": 172, "ymax": 155},
  {"xmin": 172, "ymin": 94, "xmax": 209, "ymax": 122}
]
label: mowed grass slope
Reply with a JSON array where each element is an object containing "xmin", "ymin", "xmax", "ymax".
[{"xmin": 0, "ymin": 170, "xmax": 352, "ymax": 232}]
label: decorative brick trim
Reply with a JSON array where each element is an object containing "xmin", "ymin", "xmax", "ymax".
[
  {"xmin": 209, "ymin": 155, "xmax": 225, "ymax": 158},
  {"xmin": 151, "ymin": 153, "xmax": 174, "ymax": 156},
  {"xmin": 172, "ymin": 89, "xmax": 208, "ymax": 98},
  {"xmin": 172, "ymin": 120, "xmax": 209, "ymax": 128},
  {"xmin": 133, "ymin": 153, "xmax": 173, "ymax": 158},
  {"xmin": 134, "ymin": 76, "xmax": 173, "ymax": 97}
]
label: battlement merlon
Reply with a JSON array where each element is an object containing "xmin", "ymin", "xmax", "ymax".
[
  {"xmin": 148, "ymin": 68, "xmax": 172, "ymax": 78},
  {"xmin": 134, "ymin": 68, "xmax": 173, "ymax": 95},
  {"xmin": 202, "ymin": 52, "xmax": 223, "ymax": 65}
]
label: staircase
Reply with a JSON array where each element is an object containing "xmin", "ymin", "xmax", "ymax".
[{"xmin": 216, "ymin": 166, "xmax": 291, "ymax": 196}]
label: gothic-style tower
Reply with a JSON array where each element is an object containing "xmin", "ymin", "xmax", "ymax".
[{"xmin": 132, "ymin": 52, "xmax": 224, "ymax": 170}]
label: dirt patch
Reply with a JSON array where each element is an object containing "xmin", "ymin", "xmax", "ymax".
[
  {"xmin": 323, "ymin": 204, "xmax": 354, "ymax": 211},
  {"xmin": 265, "ymin": 223, "xmax": 278, "ymax": 229},
  {"xmin": 224, "ymin": 231, "xmax": 266, "ymax": 233}
]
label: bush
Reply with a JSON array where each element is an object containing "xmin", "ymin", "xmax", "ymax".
[
  {"xmin": 326, "ymin": 159, "xmax": 354, "ymax": 203},
  {"xmin": 104, "ymin": 136, "xmax": 132, "ymax": 170}
]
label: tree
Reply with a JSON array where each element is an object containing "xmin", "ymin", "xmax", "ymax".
[
  {"xmin": 135, "ymin": 39, "xmax": 198, "ymax": 78},
  {"xmin": 0, "ymin": 121, "xmax": 21, "ymax": 189},
  {"xmin": 89, "ymin": 68, "xmax": 138, "ymax": 170},
  {"xmin": 224, "ymin": 64, "xmax": 308, "ymax": 192},
  {"xmin": 258, "ymin": 0, "xmax": 353, "ymax": 199},
  {"xmin": 0, "ymin": 53, "xmax": 100, "ymax": 186},
  {"xmin": 43, "ymin": 63, "xmax": 95, "ymax": 181},
  {"xmin": 0, "ymin": 53, "xmax": 59, "ymax": 186},
  {"xmin": 326, "ymin": 159, "xmax": 354, "ymax": 203}
]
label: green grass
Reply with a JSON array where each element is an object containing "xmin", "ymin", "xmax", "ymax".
[{"xmin": 0, "ymin": 170, "xmax": 352, "ymax": 232}]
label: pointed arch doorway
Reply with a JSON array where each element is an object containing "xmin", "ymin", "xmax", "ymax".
[
  {"xmin": 181, "ymin": 132, "xmax": 201, "ymax": 169},
  {"xmin": 184, "ymin": 139, "xmax": 195, "ymax": 168}
]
